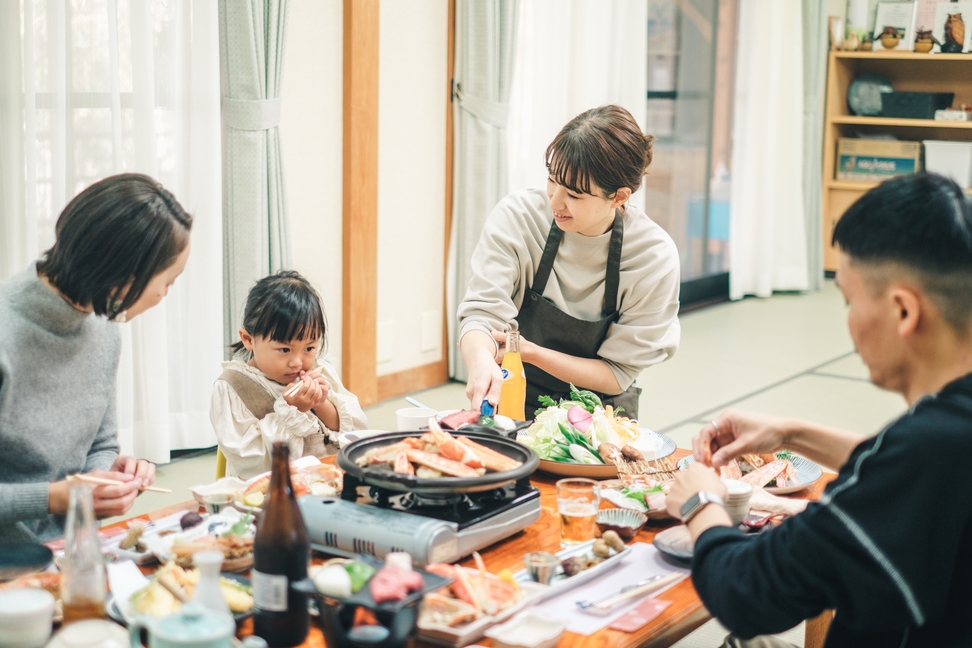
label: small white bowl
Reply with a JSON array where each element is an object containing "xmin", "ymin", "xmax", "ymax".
[
  {"xmin": 188, "ymin": 477, "xmax": 248, "ymax": 506},
  {"xmin": 484, "ymin": 610, "xmax": 568, "ymax": 648}
]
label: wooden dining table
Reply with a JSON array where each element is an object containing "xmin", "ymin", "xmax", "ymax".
[{"xmin": 100, "ymin": 449, "xmax": 834, "ymax": 648}]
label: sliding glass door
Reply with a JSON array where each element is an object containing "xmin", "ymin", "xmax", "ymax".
[{"xmin": 644, "ymin": 0, "xmax": 737, "ymax": 306}]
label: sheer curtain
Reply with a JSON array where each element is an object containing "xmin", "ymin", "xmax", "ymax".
[
  {"xmin": 447, "ymin": 0, "xmax": 519, "ymax": 381},
  {"xmin": 728, "ymin": 0, "xmax": 809, "ymax": 299},
  {"xmin": 507, "ymin": 0, "xmax": 648, "ymax": 212},
  {"xmin": 0, "ymin": 0, "xmax": 223, "ymax": 462}
]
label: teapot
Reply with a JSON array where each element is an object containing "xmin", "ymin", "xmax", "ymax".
[{"xmin": 129, "ymin": 603, "xmax": 234, "ymax": 648}]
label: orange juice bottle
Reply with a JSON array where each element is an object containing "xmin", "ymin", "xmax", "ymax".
[{"xmin": 498, "ymin": 330, "xmax": 527, "ymax": 421}]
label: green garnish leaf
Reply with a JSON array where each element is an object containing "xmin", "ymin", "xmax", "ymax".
[
  {"xmin": 620, "ymin": 484, "xmax": 664, "ymax": 507},
  {"xmin": 537, "ymin": 395, "xmax": 557, "ymax": 408},
  {"xmin": 775, "ymin": 450, "xmax": 794, "ymax": 462}
]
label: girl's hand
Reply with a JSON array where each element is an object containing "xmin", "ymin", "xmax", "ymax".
[
  {"xmin": 284, "ymin": 374, "xmax": 323, "ymax": 412},
  {"xmin": 307, "ymin": 371, "xmax": 331, "ymax": 406}
]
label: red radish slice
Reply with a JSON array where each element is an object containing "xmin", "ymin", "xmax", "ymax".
[{"xmin": 568, "ymin": 405, "xmax": 593, "ymax": 432}]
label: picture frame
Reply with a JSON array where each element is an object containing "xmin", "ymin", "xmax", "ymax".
[
  {"xmin": 873, "ymin": 1, "xmax": 918, "ymax": 51},
  {"xmin": 932, "ymin": 2, "xmax": 972, "ymax": 53}
]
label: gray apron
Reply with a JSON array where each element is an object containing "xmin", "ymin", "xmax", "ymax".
[{"xmin": 516, "ymin": 211, "xmax": 642, "ymax": 420}]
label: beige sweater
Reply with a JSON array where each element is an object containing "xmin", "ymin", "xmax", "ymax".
[{"xmin": 458, "ymin": 188, "xmax": 680, "ymax": 390}]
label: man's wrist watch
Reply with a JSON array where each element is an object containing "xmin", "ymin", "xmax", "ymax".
[{"xmin": 679, "ymin": 491, "xmax": 725, "ymax": 523}]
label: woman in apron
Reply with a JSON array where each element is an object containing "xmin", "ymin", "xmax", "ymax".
[{"xmin": 458, "ymin": 105, "xmax": 681, "ymax": 420}]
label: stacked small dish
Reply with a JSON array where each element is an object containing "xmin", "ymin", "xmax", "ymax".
[{"xmin": 721, "ymin": 479, "xmax": 753, "ymax": 526}]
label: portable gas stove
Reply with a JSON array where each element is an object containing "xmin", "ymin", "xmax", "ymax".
[{"xmin": 299, "ymin": 473, "xmax": 541, "ymax": 566}]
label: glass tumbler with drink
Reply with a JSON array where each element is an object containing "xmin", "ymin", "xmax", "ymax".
[{"xmin": 556, "ymin": 478, "xmax": 600, "ymax": 546}]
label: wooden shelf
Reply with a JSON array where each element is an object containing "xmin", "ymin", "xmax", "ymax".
[
  {"xmin": 822, "ymin": 51, "xmax": 972, "ymax": 271},
  {"xmin": 832, "ymin": 116, "xmax": 972, "ymax": 128},
  {"xmin": 832, "ymin": 51, "xmax": 972, "ymax": 61},
  {"xmin": 826, "ymin": 179, "xmax": 972, "ymax": 194}
]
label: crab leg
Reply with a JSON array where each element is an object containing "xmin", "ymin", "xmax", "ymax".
[
  {"xmin": 740, "ymin": 460, "xmax": 789, "ymax": 488},
  {"xmin": 457, "ymin": 437, "xmax": 521, "ymax": 472},
  {"xmin": 393, "ymin": 450, "xmax": 414, "ymax": 475},
  {"xmin": 405, "ymin": 448, "xmax": 483, "ymax": 478}
]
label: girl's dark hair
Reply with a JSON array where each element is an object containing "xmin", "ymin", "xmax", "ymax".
[
  {"xmin": 545, "ymin": 105, "xmax": 655, "ymax": 198},
  {"xmin": 231, "ymin": 271, "xmax": 328, "ymax": 357},
  {"xmin": 833, "ymin": 172, "xmax": 972, "ymax": 330},
  {"xmin": 36, "ymin": 173, "xmax": 192, "ymax": 319}
]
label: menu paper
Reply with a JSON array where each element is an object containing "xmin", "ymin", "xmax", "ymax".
[{"xmin": 528, "ymin": 543, "xmax": 689, "ymax": 635}]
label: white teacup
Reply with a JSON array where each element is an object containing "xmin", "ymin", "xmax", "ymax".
[
  {"xmin": 721, "ymin": 478, "xmax": 753, "ymax": 526},
  {"xmin": 395, "ymin": 407, "xmax": 436, "ymax": 431},
  {"xmin": 0, "ymin": 588, "xmax": 55, "ymax": 648}
]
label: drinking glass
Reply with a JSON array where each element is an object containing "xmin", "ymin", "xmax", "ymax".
[{"xmin": 556, "ymin": 478, "xmax": 600, "ymax": 546}]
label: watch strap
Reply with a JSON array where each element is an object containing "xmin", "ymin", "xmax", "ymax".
[{"xmin": 679, "ymin": 491, "xmax": 726, "ymax": 523}]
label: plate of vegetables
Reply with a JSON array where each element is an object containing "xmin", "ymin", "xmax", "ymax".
[{"xmin": 515, "ymin": 386, "xmax": 675, "ymax": 478}]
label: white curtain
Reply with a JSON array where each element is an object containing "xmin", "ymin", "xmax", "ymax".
[
  {"xmin": 507, "ymin": 0, "xmax": 649, "ymax": 213},
  {"xmin": 802, "ymin": 0, "xmax": 828, "ymax": 291},
  {"xmin": 447, "ymin": 0, "xmax": 520, "ymax": 381},
  {"xmin": 0, "ymin": 0, "xmax": 223, "ymax": 462},
  {"xmin": 218, "ymin": 0, "xmax": 291, "ymax": 353},
  {"xmin": 728, "ymin": 0, "xmax": 808, "ymax": 299}
]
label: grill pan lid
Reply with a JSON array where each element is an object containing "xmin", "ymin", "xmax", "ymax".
[{"xmin": 338, "ymin": 431, "xmax": 538, "ymax": 495}]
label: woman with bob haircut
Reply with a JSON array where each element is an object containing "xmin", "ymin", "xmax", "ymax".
[
  {"xmin": 458, "ymin": 105, "xmax": 681, "ymax": 420},
  {"xmin": 0, "ymin": 172, "xmax": 192, "ymax": 543}
]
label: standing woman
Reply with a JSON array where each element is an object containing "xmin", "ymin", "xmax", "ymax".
[
  {"xmin": 0, "ymin": 173, "xmax": 191, "ymax": 543},
  {"xmin": 459, "ymin": 106, "xmax": 680, "ymax": 420}
]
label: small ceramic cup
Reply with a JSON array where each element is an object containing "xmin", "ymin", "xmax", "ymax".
[
  {"xmin": 0, "ymin": 588, "xmax": 56, "ymax": 648},
  {"xmin": 202, "ymin": 492, "xmax": 234, "ymax": 515},
  {"xmin": 721, "ymin": 479, "xmax": 754, "ymax": 526},
  {"xmin": 395, "ymin": 407, "xmax": 436, "ymax": 431}
]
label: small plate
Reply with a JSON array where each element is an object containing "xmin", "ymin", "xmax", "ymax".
[
  {"xmin": 107, "ymin": 573, "xmax": 254, "ymax": 625},
  {"xmin": 536, "ymin": 430, "xmax": 676, "ymax": 478},
  {"xmin": 653, "ymin": 525, "xmax": 693, "ymax": 563},
  {"xmin": 511, "ymin": 539, "xmax": 631, "ymax": 602},
  {"xmin": 677, "ymin": 455, "xmax": 823, "ymax": 495},
  {"xmin": 416, "ymin": 580, "xmax": 547, "ymax": 648},
  {"xmin": 0, "ymin": 544, "xmax": 54, "ymax": 581}
]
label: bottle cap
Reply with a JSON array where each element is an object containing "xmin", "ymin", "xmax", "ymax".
[{"xmin": 480, "ymin": 400, "xmax": 495, "ymax": 417}]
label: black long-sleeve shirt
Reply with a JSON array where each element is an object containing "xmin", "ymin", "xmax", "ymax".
[{"xmin": 691, "ymin": 372, "xmax": 972, "ymax": 647}]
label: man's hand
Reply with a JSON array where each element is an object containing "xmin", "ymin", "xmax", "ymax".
[
  {"xmin": 692, "ymin": 409, "xmax": 790, "ymax": 469},
  {"xmin": 666, "ymin": 462, "xmax": 728, "ymax": 518}
]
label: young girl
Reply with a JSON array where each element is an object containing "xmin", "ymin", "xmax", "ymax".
[{"xmin": 210, "ymin": 271, "xmax": 368, "ymax": 479}]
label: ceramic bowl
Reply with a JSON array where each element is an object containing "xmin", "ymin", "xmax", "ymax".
[
  {"xmin": 484, "ymin": 610, "xmax": 568, "ymax": 648},
  {"xmin": 595, "ymin": 508, "xmax": 648, "ymax": 542}
]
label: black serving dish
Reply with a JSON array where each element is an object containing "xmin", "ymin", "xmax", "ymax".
[
  {"xmin": 339, "ymin": 431, "xmax": 538, "ymax": 496},
  {"xmin": 0, "ymin": 543, "xmax": 53, "ymax": 581},
  {"xmin": 294, "ymin": 556, "xmax": 451, "ymax": 648}
]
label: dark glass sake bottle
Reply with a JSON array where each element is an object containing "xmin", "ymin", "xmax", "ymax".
[{"xmin": 252, "ymin": 442, "xmax": 310, "ymax": 646}]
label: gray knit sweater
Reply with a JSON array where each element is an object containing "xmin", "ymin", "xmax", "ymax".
[{"xmin": 0, "ymin": 264, "xmax": 120, "ymax": 543}]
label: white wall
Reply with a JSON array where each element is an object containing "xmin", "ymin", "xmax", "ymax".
[
  {"xmin": 281, "ymin": 0, "xmax": 449, "ymax": 379},
  {"xmin": 279, "ymin": 0, "xmax": 345, "ymax": 371},
  {"xmin": 375, "ymin": 0, "xmax": 449, "ymax": 376}
]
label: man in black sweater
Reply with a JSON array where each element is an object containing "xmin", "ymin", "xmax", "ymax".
[{"xmin": 666, "ymin": 173, "xmax": 972, "ymax": 647}]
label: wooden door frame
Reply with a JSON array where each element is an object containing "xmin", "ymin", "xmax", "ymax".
[{"xmin": 342, "ymin": 0, "xmax": 455, "ymax": 407}]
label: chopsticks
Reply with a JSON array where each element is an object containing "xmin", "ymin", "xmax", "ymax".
[
  {"xmin": 68, "ymin": 473, "xmax": 172, "ymax": 494},
  {"xmin": 578, "ymin": 572, "xmax": 685, "ymax": 614},
  {"xmin": 283, "ymin": 382, "xmax": 302, "ymax": 397}
]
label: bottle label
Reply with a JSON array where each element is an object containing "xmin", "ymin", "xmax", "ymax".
[
  {"xmin": 501, "ymin": 368, "xmax": 510, "ymax": 380},
  {"xmin": 252, "ymin": 570, "xmax": 289, "ymax": 612}
]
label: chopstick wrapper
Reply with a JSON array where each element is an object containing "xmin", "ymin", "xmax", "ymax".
[
  {"xmin": 609, "ymin": 598, "xmax": 674, "ymax": 632},
  {"xmin": 528, "ymin": 543, "xmax": 689, "ymax": 636}
]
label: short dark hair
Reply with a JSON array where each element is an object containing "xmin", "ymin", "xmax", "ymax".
[
  {"xmin": 37, "ymin": 173, "xmax": 192, "ymax": 319},
  {"xmin": 231, "ymin": 271, "xmax": 328, "ymax": 357},
  {"xmin": 832, "ymin": 172, "xmax": 972, "ymax": 330},
  {"xmin": 545, "ymin": 105, "xmax": 655, "ymax": 198}
]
